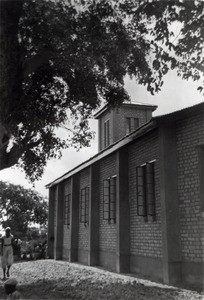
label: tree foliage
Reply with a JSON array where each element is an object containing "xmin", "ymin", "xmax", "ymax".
[
  {"xmin": 0, "ymin": 181, "xmax": 48, "ymax": 238},
  {"xmin": 0, "ymin": 0, "xmax": 203, "ymax": 181},
  {"xmin": 121, "ymin": 0, "xmax": 204, "ymax": 94}
]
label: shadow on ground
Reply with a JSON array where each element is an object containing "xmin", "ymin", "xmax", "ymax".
[{"xmin": 0, "ymin": 277, "xmax": 183, "ymax": 300}]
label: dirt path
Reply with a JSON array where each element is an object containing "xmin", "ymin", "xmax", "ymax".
[{"xmin": 0, "ymin": 260, "xmax": 202, "ymax": 300}]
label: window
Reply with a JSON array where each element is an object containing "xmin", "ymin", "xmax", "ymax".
[
  {"xmin": 134, "ymin": 118, "xmax": 139, "ymax": 130},
  {"xmin": 136, "ymin": 165, "xmax": 147, "ymax": 216},
  {"xmin": 80, "ymin": 187, "xmax": 89, "ymax": 225},
  {"xmin": 103, "ymin": 176, "xmax": 116, "ymax": 223},
  {"xmin": 126, "ymin": 118, "xmax": 131, "ymax": 135},
  {"xmin": 104, "ymin": 119, "xmax": 110, "ymax": 147},
  {"xmin": 126, "ymin": 117, "xmax": 139, "ymax": 135},
  {"xmin": 136, "ymin": 162, "xmax": 156, "ymax": 218},
  {"xmin": 64, "ymin": 193, "xmax": 71, "ymax": 226},
  {"xmin": 54, "ymin": 187, "xmax": 57, "ymax": 227}
]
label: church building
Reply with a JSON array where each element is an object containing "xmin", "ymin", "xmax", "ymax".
[{"xmin": 46, "ymin": 101, "xmax": 204, "ymax": 290}]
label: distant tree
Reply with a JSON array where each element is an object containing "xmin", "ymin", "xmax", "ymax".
[
  {"xmin": 0, "ymin": 181, "xmax": 48, "ymax": 238},
  {"xmin": 0, "ymin": 0, "xmax": 203, "ymax": 181},
  {"xmin": 26, "ymin": 226, "xmax": 47, "ymax": 241}
]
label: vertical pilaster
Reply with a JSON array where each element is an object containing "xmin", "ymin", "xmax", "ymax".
[
  {"xmin": 198, "ymin": 145, "xmax": 204, "ymax": 212},
  {"xmin": 54, "ymin": 182, "xmax": 64, "ymax": 260},
  {"xmin": 159, "ymin": 125, "xmax": 181, "ymax": 284},
  {"xmin": 88, "ymin": 163, "xmax": 100, "ymax": 266},
  {"xmin": 98, "ymin": 119, "xmax": 102, "ymax": 152},
  {"xmin": 116, "ymin": 147, "xmax": 130, "ymax": 273},
  {"xmin": 47, "ymin": 187, "xmax": 55, "ymax": 259},
  {"xmin": 69, "ymin": 174, "xmax": 79, "ymax": 262}
]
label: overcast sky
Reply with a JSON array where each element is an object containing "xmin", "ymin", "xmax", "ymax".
[{"xmin": 0, "ymin": 70, "xmax": 203, "ymax": 198}]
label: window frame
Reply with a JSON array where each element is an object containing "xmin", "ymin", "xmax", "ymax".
[
  {"xmin": 126, "ymin": 117, "xmax": 139, "ymax": 135},
  {"xmin": 136, "ymin": 161, "xmax": 156, "ymax": 220},
  {"xmin": 104, "ymin": 119, "xmax": 110, "ymax": 148},
  {"xmin": 80, "ymin": 186, "xmax": 89, "ymax": 225},
  {"xmin": 103, "ymin": 176, "xmax": 117, "ymax": 223},
  {"xmin": 133, "ymin": 117, "xmax": 139, "ymax": 130},
  {"xmin": 64, "ymin": 193, "xmax": 71, "ymax": 227},
  {"xmin": 125, "ymin": 117, "xmax": 131, "ymax": 135},
  {"xmin": 146, "ymin": 162, "xmax": 156, "ymax": 216},
  {"xmin": 136, "ymin": 165, "xmax": 147, "ymax": 217}
]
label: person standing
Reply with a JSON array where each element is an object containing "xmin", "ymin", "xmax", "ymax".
[{"xmin": 1, "ymin": 227, "xmax": 14, "ymax": 280}]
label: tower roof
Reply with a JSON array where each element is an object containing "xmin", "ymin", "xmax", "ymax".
[{"xmin": 94, "ymin": 102, "xmax": 157, "ymax": 119}]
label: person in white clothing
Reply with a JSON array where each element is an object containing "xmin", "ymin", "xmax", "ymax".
[{"xmin": 1, "ymin": 227, "xmax": 14, "ymax": 280}]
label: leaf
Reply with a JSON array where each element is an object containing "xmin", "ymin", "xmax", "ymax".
[
  {"xmin": 153, "ymin": 60, "xmax": 160, "ymax": 71},
  {"xmin": 0, "ymin": 0, "xmax": 203, "ymax": 182}
]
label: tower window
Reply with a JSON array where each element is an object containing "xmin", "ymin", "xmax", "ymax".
[
  {"xmin": 104, "ymin": 119, "xmax": 110, "ymax": 147},
  {"xmin": 126, "ymin": 117, "xmax": 139, "ymax": 134}
]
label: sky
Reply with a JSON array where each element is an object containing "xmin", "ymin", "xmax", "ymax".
[{"xmin": 0, "ymin": 70, "xmax": 203, "ymax": 198}]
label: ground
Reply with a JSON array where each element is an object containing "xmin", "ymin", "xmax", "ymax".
[{"xmin": 0, "ymin": 260, "xmax": 203, "ymax": 300}]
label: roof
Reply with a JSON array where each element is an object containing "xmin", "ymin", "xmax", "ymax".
[
  {"xmin": 155, "ymin": 101, "xmax": 204, "ymax": 123},
  {"xmin": 46, "ymin": 120, "xmax": 157, "ymax": 188},
  {"xmin": 94, "ymin": 102, "xmax": 158, "ymax": 119},
  {"xmin": 46, "ymin": 101, "xmax": 204, "ymax": 188}
]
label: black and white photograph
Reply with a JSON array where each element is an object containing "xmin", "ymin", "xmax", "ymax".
[{"xmin": 0, "ymin": 0, "xmax": 203, "ymax": 299}]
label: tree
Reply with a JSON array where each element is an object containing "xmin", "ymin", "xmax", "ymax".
[
  {"xmin": 0, "ymin": 0, "xmax": 203, "ymax": 181},
  {"xmin": 121, "ymin": 0, "xmax": 204, "ymax": 94},
  {"xmin": 0, "ymin": 181, "xmax": 48, "ymax": 238}
]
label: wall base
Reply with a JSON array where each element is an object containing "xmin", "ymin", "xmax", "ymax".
[
  {"xmin": 99, "ymin": 250, "xmax": 116, "ymax": 272},
  {"xmin": 130, "ymin": 254, "xmax": 163, "ymax": 283},
  {"xmin": 88, "ymin": 250, "xmax": 99, "ymax": 266},
  {"xmin": 162, "ymin": 261, "xmax": 181, "ymax": 285},
  {"xmin": 78, "ymin": 249, "xmax": 88, "ymax": 265},
  {"xmin": 181, "ymin": 261, "xmax": 204, "ymax": 291},
  {"xmin": 116, "ymin": 254, "xmax": 130, "ymax": 273},
  {"xmin": 62, "ymin": 247, "xmax": 69, "ymax": 261}
]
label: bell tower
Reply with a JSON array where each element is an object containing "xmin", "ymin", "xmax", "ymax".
[{"xmin": 94, "ymin": 102, "xmax": 157, "ymax": 152}]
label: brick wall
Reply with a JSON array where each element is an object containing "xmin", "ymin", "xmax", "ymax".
[
  {"xmin": 78, "ymin": 168, "xmax": 90, "ymax": 250},
  {"xmin": 113, "ymin": 106, "xmax": 152, "ymax": 143},
  {"xmin": 99, "ymin": 154, "xmax": 117, "ymax": 252},
  {"xmin": 176, "ymin": 112, "xmax": 204, "ymax": 263},
  {"xmin": 128, "ymin": 130, "xmax": 162, "ymax": 258},
  {"xmin": 63, "ymin": 178, "xmax": 71, "ymax": 259},
  {"xmin": 98, "ymin": 105, "xmax": 153, "ymax": 151}
]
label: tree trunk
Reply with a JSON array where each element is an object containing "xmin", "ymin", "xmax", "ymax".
[{"xmin": 0, "ymin": 0, "xmax": 24, "ymax": 169}]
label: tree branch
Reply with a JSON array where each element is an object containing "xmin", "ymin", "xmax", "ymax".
[{"xmin": 23, "ymin": 49, "xmax": 54, "ymax": 78}]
